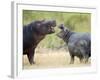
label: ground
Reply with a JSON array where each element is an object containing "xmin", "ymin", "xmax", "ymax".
[{"xmin": 23, "ymin": 49, "xmax": 91, "ymax": 69}]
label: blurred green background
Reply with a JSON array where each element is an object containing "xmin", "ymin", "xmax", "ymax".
[{"xmin": 23, "ymin": 10, "xmax": 91, "ymax": 49}]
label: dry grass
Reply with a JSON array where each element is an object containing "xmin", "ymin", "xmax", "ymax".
[{"xmin": 23, "ymin": 49, "xmax": 91, "ymax": 69}]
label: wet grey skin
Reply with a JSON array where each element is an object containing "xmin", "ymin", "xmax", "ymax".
[{"xmin": 57, "ymin": 24, "xmax": 91, "ymax": 64}]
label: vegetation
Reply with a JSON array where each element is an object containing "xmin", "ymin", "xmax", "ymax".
[{"xmin": 23, "ymin": 10, "xmax": 91, "ymax": 49}]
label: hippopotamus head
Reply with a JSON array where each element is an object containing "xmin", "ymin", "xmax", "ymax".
[
  {"xmin": 31, "ymin": 19, "xmax": 56, "ymax": 35},
  {"xmin": 57, "ymin": 24, "xmax": 70, "ymax": 39}
]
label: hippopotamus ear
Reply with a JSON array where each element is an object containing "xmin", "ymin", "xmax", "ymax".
[
  {"xmin": 59, "ymin": 24, "xmax": 65, "ymax": 31},
  {"xmin": 41, "ymin": 19, "xmax": 45, "ymax": 22},
  {"xmin": 36, "ymin": 19, "xmax": 45, "ymax": 26},
  {"xmin": 38, "ymin": 19, "xmax": 45, "ymax": 23}
]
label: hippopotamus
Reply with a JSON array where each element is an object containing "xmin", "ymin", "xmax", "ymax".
[
  {"xmin": 23, "ymin": 19, "xmax": 56, "ymax": 64},
  {"xmin": 57, "ymin": 24, "xmax": 91, "ymax": 64}
]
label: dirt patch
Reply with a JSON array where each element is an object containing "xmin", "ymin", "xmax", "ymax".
[{"xmin": 23, "ymin": 49, "xmax": 91, "ymax": 69}]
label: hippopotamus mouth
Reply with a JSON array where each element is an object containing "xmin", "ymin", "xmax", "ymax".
[
  {"xmin": 50, "ymin": 26, "xmax": 55, "ymax": 33},
  {"xmin": 47, "ymin": 20, "xmax": 56, "ymax": 34}
]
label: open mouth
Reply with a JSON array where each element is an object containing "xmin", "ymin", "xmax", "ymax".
[
  {"xmin": 48, "ymin": 26, "xmax": 55, "ymax": 34},
  {"xmin": 51, "ymin": 22, "xmax": 56, "ymax": 32},
  {"xmin": 50, "ymin": 26, "xmax": 55, "ymax": 32}
]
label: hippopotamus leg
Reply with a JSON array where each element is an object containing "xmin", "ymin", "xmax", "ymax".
[
  {"xmin": 69, "ymin": 54, "xmax": 74, "ymax": 64},
  {"xmin": 27, "ymin": 48, "xmax": 35, "ymax": 65},
  {"xmin": 79, "ymin": 57, "xmax": 84, "ymax": 63},
  {"xmin": 83, "ymin": 55, "xmax": 90, "ymax": 63}
]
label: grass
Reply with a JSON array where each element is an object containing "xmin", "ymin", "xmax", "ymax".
[
  {"xmin": 23, "ymin": 10, "xmax": 91, "ymax": 69},
  {"xmin": 23, "ymin": 49, "xmax": 91, "ymax": 69}
]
